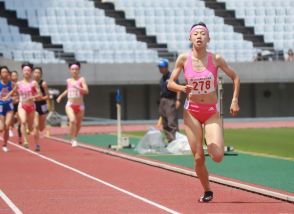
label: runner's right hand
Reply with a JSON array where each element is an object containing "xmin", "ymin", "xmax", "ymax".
[{"xmin": 182, "ymin": 85, "xmax": 193, "ymax": 94}]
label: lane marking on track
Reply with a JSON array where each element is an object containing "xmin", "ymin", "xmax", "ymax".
[
  {"xmin": 47, "ymin": 136, "xmax": 294, "ymax": 203},
  {"xmin": 7, "ymin": 141, "xmax": 180, "ymax": 214},
  {"xmin": 235, "ymin": 150, "xmax": 294, "ymax": 161},
  {"xmin": 0, "ymin": 189, "xmax": 23, "ymax": 214}
]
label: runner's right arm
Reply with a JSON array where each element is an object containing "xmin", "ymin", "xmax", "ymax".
[{"xmin": 167, "ymin": 53, "xmax": 193, "ymax": 94}]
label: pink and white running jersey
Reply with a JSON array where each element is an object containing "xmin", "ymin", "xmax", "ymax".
[
  {"xmin": 184, "ymin": 52, "xmax": 218, "ymax": 95},
  {"xmin": 18, "ymin": 80, "xmax": 36, "ymax": 102},
  {"xmin": 67, "ymin": 78, "xmax": 83, "ymax": 99}
]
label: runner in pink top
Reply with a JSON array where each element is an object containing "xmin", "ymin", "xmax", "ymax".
[
  {"xmin": 5, "ymin": 63, "xmax": 41, "ymax": 150},
  {"xmin": 168, "ymin": 22, "xmax": 240, "ymax": 202},
  {"xmin": 183, "ymin": 51, "xmax": 219, "ymax": 124},
  {"xmin": 57, "ymin": 62, "xmax": 89, "ymax": 147},
  {"xmin": 18, "ymin": 80, "xmax": 36, "ymax": 113}
]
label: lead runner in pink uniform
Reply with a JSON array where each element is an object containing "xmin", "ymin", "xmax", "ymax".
[
  {"xmin": 168, "ymin": 22, "xmax": 240, "ymax": 202},
  {"xmin": 57, "ymin": 62, "xmax": 89, "ymax": 147}
]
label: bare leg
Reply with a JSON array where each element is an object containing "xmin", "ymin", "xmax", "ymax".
[
  {"xmin": 18, "ymin": 108, "xmax": 28, "ymax": 146},
  {"xmin": 204, "ymin": 113, "xmax": 224, "ymax": 163},
  {"xmin": 74, "ymin": 110, "xmax": 84, "ymax": 139},
  {"xmin": 65, "ymin": 106, "xmax": 77, "ymax": 141},
  {"xmin": 183, "ymin": 110, "xmax": 211, "ymax": 192},
  {"xmin": 0, "ymin": 116, "xmax": 5, "ymax": 147},
  {"xmin": 38, "ymin": 114, "xmax": 47, "ymax": 132},
  {"xmin": 4, "ymin": 111, "xmax": 14, "ymax": 147},
  {"xmin": 15, "ymin": 109, "xmax": 22, "ymax": 143},
  {"xmin": 34, "ymin": 112, "xmax": 40, "ymax": 148},
  {"xmin": 26, "ymin": 110, "xmax": 36, "ymax": 149},
  {"xmin": 12, "ymin": 111, "xmax": 22, "ymax": 144},
  {"xmin": 18, "ymin": 123, "xmax": 22, "ymax": 144}
]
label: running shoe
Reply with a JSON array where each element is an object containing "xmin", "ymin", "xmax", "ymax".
[
  {"xmin": 2, "ymin": 146, "xmax": 8, "ymax": 152},
  {"xmin": 23, "ymin": 141, "xmax": 29, "ymax": 148},
  {"xmin": 71, "ymin": 140, "xmax": 78, "ymax": 147},
  {"xmin": 199, "ymin": 191, "xmax": 213, "ymax": 203},
  {"xmin": 35, "ymin": 144, "xmax": 41, "ymax": 152}
]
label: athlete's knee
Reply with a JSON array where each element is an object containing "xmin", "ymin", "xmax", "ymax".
[
  {"xmin": 212, "ymin": 152, "xmax": 224, "ymax": 163},
  {"xmin": 28, "ymin": 124, "xmax": 34, "ymax": 132},
  {"xmin": 4, "ymin": 125, "xmax": 10, "ymax": 131},
  {"xmin": 194, "ymin": 152, "xmax": 205, "ymax": 166},
  {"xmin": 69, "ymin": 119, "xmax": 77, "ymax": 125},
  {"xmin": 207, "ymin": 144, "xmax": 224, "ymax": 163},
  {"xmin": 1, "ymin": 123, "xmax": 8, "ymax": 131},
  {"xmin": 39, "ymin": 126, "xmax": 45, "ymax": 132},
  {"xmin": 34, "ymin": 124, "xmax": 40, "ymax": 130}
]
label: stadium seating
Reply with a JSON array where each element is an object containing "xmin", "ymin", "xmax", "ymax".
[
  {"xmin": 1, "ymin": 0, "xmax": 292, "ymax": 63},
  {"xmin": 218, "ymin": 0, "xmax": 294, "ymax": 52},
  {"xmin": 2, "ymin": 0, "xmax": 158, "ymax": 63},
  {"xmin": 0, "ymin": 17, "xmax": 63, "ymax": 63},
  {"xmin": 108, "ymin": 0, "xmax": 257, "ymax": 62}
]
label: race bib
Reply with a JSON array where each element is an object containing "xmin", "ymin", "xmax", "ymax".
[
  {"xmin": 68, "ymin": 88, "xmax": 80, "ymax": 98},
  {"xmin": 188, "ymin": 75, "xmax": 215, "ymax": 95},
  {"xmin": 20, "ymin": 91, "xmax": 32, "ymax": 101},
  {"xmin": 41, "ymin": 104, "xmax": 48, "ymax": 113}
]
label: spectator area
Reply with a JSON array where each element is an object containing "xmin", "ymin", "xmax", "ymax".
[{"xmin": 1, "ymin": 0, "xmax": 293, "ymax": 63}]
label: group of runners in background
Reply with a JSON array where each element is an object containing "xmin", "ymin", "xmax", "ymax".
[{"xmin": 0, "ymin": 61, "xmax": 88, "ymax": 152}]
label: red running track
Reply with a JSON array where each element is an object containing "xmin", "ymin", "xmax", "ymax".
[{"xmin": 0, "ymin": 137, "xmax": 293, "ymax": 214}]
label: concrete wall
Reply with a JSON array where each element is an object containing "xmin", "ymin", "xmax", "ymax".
[
  {"xmin": 53, "ymin": 83, "xmax": 294, "ymax": 119},
  {"xmin": 1, "ymin": 57, "xmax": 294, "ymax": 118},
  {"xmin": 1, "ymin": 57, "xmax": 294, "ymax": 85},
  {"xmin": 54, "ymin": 84, "xmax": 183, "ymax": 120},
  {"xmin": 254, "ymin": 83, "xmax": 294, "ymax": 117}
]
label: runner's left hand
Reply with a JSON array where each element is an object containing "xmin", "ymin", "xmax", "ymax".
[{"xmin": 230, "ymin": 101, "xmax": 239, "ymax": 116}]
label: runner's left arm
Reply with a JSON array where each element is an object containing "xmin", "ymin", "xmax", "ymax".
[
  {"xmin": 2, "ymin": 82, "xmax": 18, "ymax": 101},
  {"xmin": 32, "ymin": 80, "xmax": 42, "ymax": 101},
  {"xmin": 73, "ymin": 77, "xmax": 89, "ymax": 95},
  {"xmin": 40, "ymin": 81, "xmax": 50, "ymax": 101},
  {"xmin": 216, "ymin": 54, "xmax": 240, "ymax": 116}
]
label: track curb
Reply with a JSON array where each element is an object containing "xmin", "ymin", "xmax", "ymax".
[{"xmin": 47, "ymin": 135, "xmax": 294, "ymax": 204}]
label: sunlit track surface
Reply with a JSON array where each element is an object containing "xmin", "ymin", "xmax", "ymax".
[{"xmin": 0, "ymin": 137, "xmax": 293, "ymax": 213}]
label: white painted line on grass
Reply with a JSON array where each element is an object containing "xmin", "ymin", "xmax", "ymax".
[
  {"xmin": 7, "ymin": 141, "xmax": 180, "ymax": 214},
  {"xmin": 0, "ymin": 189, "xmax": 23, "ymax": 214},
  {"xmin": 236, "ymin": 150, "xmax": 294, "ymax": 161}
]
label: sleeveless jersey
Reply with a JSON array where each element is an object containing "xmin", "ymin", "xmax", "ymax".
[
  {"xmin": 35, "ymin": 79, "xmax": 47, "ymax": 105},
  {"xmin": 184, "ymin": 52, "xmax": 218, "ymax": 95},
  {"xmin": 18, "ymin": 80, "xmax": 36, "ymax": 102},
  {"xmin": 67, "ymin": 78, "xmax": 83, "ymax": 99},
  {"xmin": 0, "ymin": 81, "xmax": 13, "ymax": 104}
]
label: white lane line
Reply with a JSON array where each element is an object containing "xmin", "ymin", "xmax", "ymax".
[
  {"xmin": 7, "ymin": 141, "xmax": 180, "ymax": 214},
  {"xmin": 0, "ymin": 189, "xmax": 23, "ymax": 214},
  {"xmin": 48, "ymin": 136, "xmax": 294, "ymax": 203}
]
